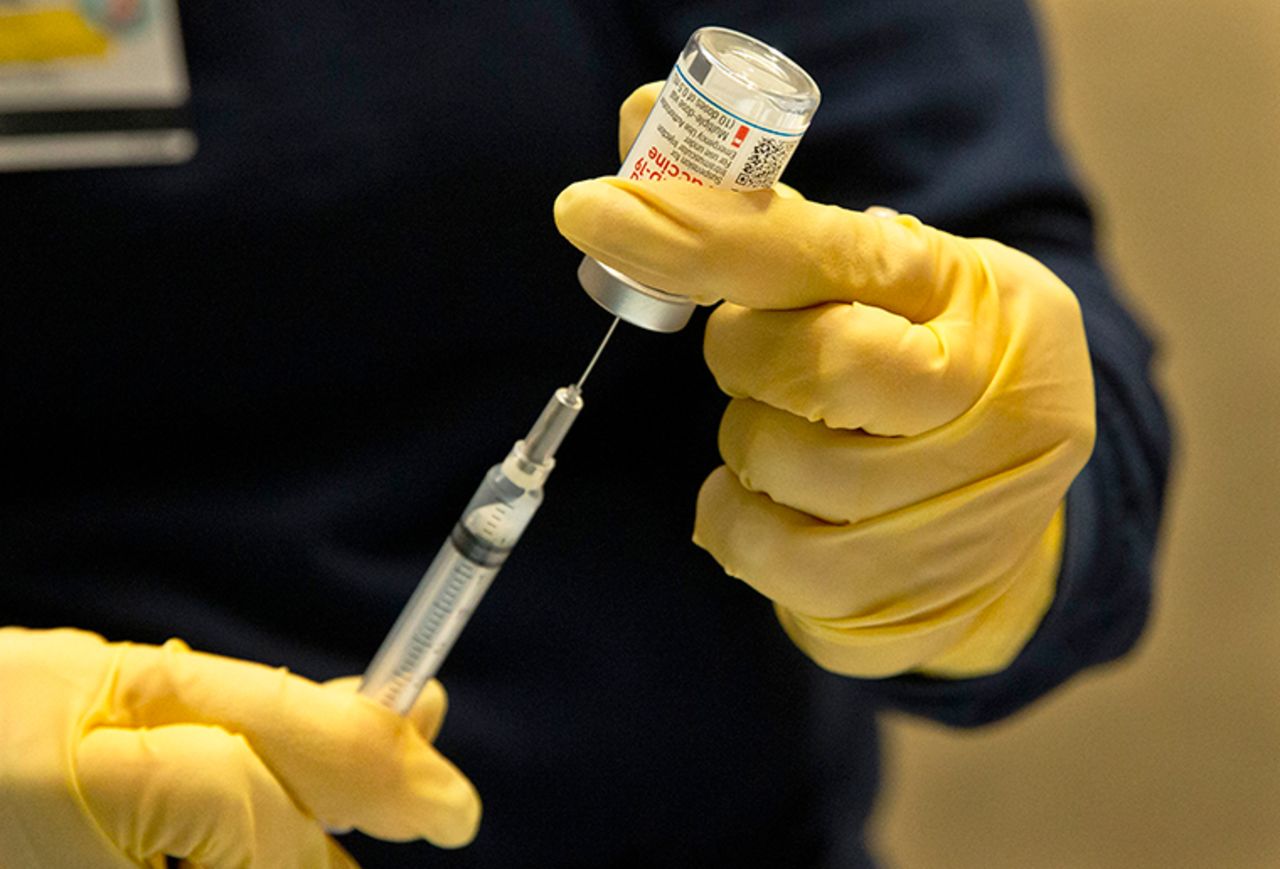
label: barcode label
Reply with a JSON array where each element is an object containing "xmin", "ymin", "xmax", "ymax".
[
  {"xmin": 619, "ymin": 61, "xmax": 805, "ymax": 192},
  {"xmin": 735, "ymin": 135, "xmax": 797, "ymax": 189}
]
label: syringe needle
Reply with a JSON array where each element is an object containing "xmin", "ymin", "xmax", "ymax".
[{"xmin": 576, "ymin": 315, "xmax": 620, "ymax": 390}]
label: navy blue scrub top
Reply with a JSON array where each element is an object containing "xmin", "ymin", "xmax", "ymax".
[{"xmin": 0, "ymin": 2, "xmax": 1170, "ymax": 866}]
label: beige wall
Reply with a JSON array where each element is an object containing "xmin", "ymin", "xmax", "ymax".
[{"xmin": 872, "ymin": 2, "xmax": 1280, "ymax": 867}]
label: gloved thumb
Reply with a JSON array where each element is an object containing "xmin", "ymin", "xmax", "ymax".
[{"xmin": 618, "ymin": 81, "xmax": 662, "ymax": 162}]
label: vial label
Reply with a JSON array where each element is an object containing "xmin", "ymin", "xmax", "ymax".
[{"xmin": 620, "ymin": 59, "xmax": 803, "ymax": 192}]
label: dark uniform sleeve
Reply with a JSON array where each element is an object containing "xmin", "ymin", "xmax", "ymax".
[{"xmin": 655, "ymin": 0, "xmax": 1174, "ymax": 725}]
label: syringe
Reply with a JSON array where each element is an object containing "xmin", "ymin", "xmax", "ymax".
[
  {"xmin": 358, "ymin": 318, "xmax": 619, "ymax": 714},
  {"xmin": 362, "ymin": 24, "xmax": 818, "ymax": 715}
]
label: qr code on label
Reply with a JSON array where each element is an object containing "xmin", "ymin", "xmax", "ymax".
[{"xmin": 735, "ymin": 136, "xmax": 797, "ymax": 188}]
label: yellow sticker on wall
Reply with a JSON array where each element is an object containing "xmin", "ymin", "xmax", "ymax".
[{"xmin": 0, "ymin": 9, "xmax": 109, "ymax": 64}]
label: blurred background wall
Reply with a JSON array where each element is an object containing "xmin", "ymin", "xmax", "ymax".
[{"xmin": 872, "ymin": 1, "xmax": 1280, "ymax": 866}]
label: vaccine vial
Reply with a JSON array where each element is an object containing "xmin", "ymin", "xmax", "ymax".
[{"xmin": 577, "ymin": 26, "xmax": 821, "ymax": 332}]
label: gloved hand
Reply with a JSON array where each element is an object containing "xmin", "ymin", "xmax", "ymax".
[
  {"xmin": 0, "ymin": 627, "xmax": 480, "ymax": 868},
  {"xmin": 554, "ymin": 84, "xmax": 1095, "ymax": 678}
]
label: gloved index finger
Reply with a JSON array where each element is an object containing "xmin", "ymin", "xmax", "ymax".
[
  {"xmin": 105, "ymin": 639, "xmax": 480, "ymax": 846},
  {"xmin": 554, "ymin": 177, "xmax": 966, "ymax": 321}
]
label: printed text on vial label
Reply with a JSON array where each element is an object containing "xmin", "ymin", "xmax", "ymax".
[{"xmin": 622, "ymin": 66, "xmax": 797, "ymax": 191}]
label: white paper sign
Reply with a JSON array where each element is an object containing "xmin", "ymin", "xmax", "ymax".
[{"xmin": 0, "ymin": 0, "xmax": 195, "ymax": 171}]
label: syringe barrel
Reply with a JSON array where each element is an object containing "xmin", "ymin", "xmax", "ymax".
[
  {"xmin": 577, "ymin": 26, "xmax": 821, "ymax": 332},
  {"xmin": 359, "ymin": 460, "xmax": 543, "ymax": 714},
  {"xmin": 359, "ymin": 383, "xmax": 587, "ymax": 715}
]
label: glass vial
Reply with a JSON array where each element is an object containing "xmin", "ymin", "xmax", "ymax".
[{"xmin": 576, "ymin": 26, "xmax": 821, "ymax": 332}]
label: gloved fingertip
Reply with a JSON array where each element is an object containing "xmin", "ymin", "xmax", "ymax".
[
  {"xmin": 418, "ymin": 775, "xmax": 482, "ymax": 850},
  {"xmin": 691, "ymin": 467, "xmax": 734, "ymax": 559},
  {"xmin": 690, "ymin": 527, "xmax": 712, "ymax": 558},
  {"xmin": 405, "ymin": 679, "xmax": 448, "ymax": 742},
  {"xmin": 864, "ymin": 204, "xmax": 899, "ymax": 218},
  {"xmin": 321, "ymin": 675, "xmax": 362, "ymax": 693},
  {"xmin": 552, "ymin": 179, "xmax": 598, "ymax": 233},
  {"xmin": 773, "ymin": 181, "xmax": 806, "ymax": 201},
  {"xmin": 620, "ymin": 80, "xmax": 663, "ymax": 112},
  {"xmin": 325, "ymin": 834, "xmax": 364, "ymax": 868},
  {"xmin": 619, "ymin": 81, "xmax": 663, "ymax": 160}
]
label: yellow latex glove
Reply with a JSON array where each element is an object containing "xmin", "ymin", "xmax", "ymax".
[
  {"xmin": 554, "ymin": 85, "xmax": 1095, "ymax": 679},
  {"xmin": 0, "ymin": 627, "xmax": 480, "ymax": 868}
]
